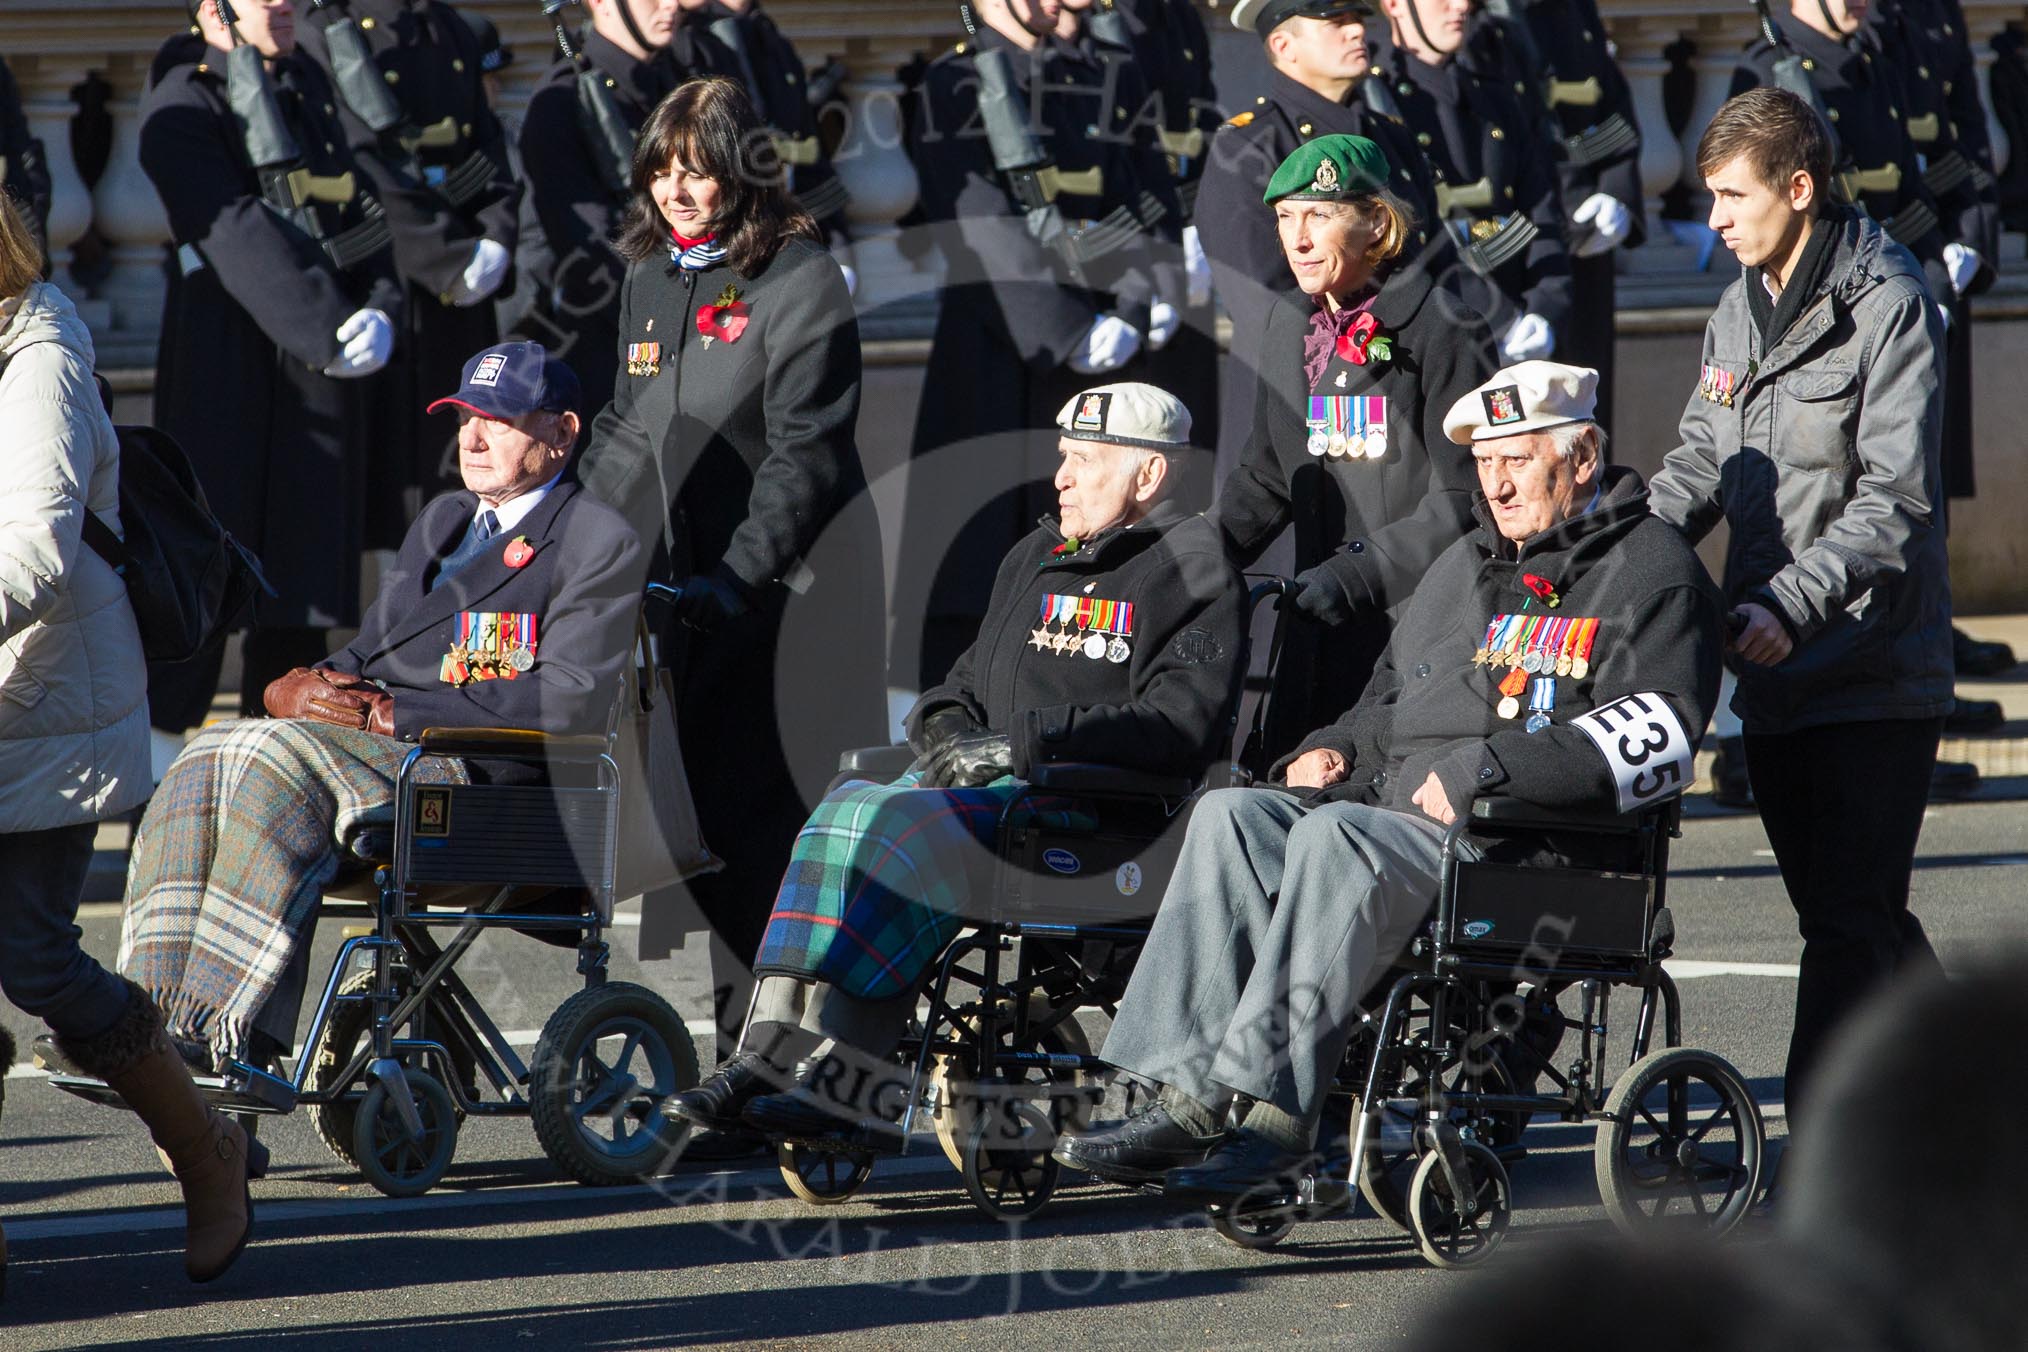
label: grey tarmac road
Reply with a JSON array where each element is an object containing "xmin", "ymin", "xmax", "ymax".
[{"xmin": 3, "ymin": 799, "xmax": 2025, "ymax": 1350}]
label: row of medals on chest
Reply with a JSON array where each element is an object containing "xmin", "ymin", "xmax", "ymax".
[
  {"xmin": 1031, "ymin": 593, "xmax": 1133, "ymax": 664},
  {"xmin": 1475, "ymin": 613, "xmax": 1600, "ymax": 725}
]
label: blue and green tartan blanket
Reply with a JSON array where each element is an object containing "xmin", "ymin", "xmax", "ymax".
[{"xmin": 753, "ymin": 773, "xmax": 1092, "ymax": 1000}]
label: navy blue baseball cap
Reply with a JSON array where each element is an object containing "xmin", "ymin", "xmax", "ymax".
[{"xmin": 427, "ymin": 341, "xmax": 580, "ymax": 421}]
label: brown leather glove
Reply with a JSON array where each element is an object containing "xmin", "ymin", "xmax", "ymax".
[
  {"xmin": 263, "ymin": 666, "xmax": 379, "ymax": 730},
  {"xmin": 360, "ymin": 689, "xmax": 396, "ymax": 738}
]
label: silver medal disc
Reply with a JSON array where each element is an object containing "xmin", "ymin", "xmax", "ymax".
[
  {"xmin": 1525, "ymin": 712, "xmax": 1551, "ymax": 733},
  {"xmin": 1521, "ymin": 651, "xmax": 1543, "ymax": 674},
  {"xmin": 1106, "ymin": 637, "xmax": 1131, "ymax": 664},
  {"xmin": 507, "ymin": 648, "xmax": 534, "ymax": 673},
  {"xmin": 1306, "ymin": 430, "xmax": 1330, "ymax": 457},
  {"xmin": 1363, "ymin": 427, "xmax": 1387, "ymax": 460},
  {"xmin": 1082, "ymin": 633, "xmax": 1107, "ymax": 660}
]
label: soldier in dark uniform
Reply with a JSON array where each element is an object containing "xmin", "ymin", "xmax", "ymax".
[
  {"xmin": 0, "ymin": 54, "xmax": 51, "ymax": 270},
  {"xmin": 1733, "ymin": 0, "xmax": 2005, "ymax": 755},
  {"xmin": 1869, "ymin": 0, "xmax": 2013, "ymax": 679},
  {"xmin": 677, "ymin": 0, "xmax": 855, "ymax": 277},
  {"xmin": 898, "ymin": 0, "xmax": 1180, "ymax": 689},
  {"xmin": 521, "ymin": 0, "xmax": 710, "ymax": 409},
  {"xmin": 298, "ymin": 0, "xmax": 523, "ymax": 542},
  {"xmin": 1464, "ymin": 0, "xmax": 1641, "ymax": 436},
  {"xmin": 141, "ymin": 1, "xmax": 402, "ymax": 731},
  {"xmin": 1193, "ymin": 0, "xmax": 1445, "ymax": 482},
  {"xmin": 1371, "ymin": 0, "xmax": 1573, "ymax": 366}
]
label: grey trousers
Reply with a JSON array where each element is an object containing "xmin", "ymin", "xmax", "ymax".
[{"xmin": 1099, "ymin": 788, "xmax": 1448, "ymax": 1127}]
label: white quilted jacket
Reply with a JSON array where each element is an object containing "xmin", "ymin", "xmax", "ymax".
[{"xmin": 0, "ymin": 281, "xmax": 149, "ymax": 830}]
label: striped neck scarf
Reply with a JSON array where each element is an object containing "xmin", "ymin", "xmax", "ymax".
[{"xmin": 670, "ymin": 229, "xmax": 727, "ymax": 271}]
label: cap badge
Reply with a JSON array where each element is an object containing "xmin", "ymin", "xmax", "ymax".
[
  {"xmin": 1483, "ymin": 385, "xmax": 1524, "ymax": 426},
  {"xmin": 470, "ymin": 353, "xmax": 507, "ymax": 388},
  {"xmin": 1311, "ymin": 156, "xmax": 1341, "ymax": 194},
  {"xmin": 1072, "ymin": 391, "xmax": 1112, "ymax": 433}
]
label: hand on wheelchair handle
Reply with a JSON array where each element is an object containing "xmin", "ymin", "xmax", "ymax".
[
  {"xmin": 921, "ymin": 731, "xmax": 1014, "ymax": 788},
  {"xmin": 670, "ymin": 573, "xmax": 751, "ymax": 633},
  {"xmin": 1292, "ymin": 566, "xmax": 1358, "ymax": 627}
]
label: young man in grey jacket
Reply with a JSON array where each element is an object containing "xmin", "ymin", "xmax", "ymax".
[{"xmin": 1646, "ymin": 88, "xmax": 1952, "ymax": 1141}]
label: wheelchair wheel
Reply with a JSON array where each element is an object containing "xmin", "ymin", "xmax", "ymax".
[
  {"xmin": 933, "ymin": 998, "xmax": 1096, "ymax": 1175},
  {"xmin": 778, "ymin": 1142, "xmax": 875, "ymax": 1205},
  {"xmin": 959, "ymin": 1097, "xmax": 1061, "ymax": 1220},
  {"xmin": 1209, "ymin": 1195, "xmax": 1300, "ymax": 1250},
  {"xmin": 1595, "ymin": 1046, "xmax": 1763, "ymax": 1236},
  {"xmin": 306, "ymin": 971, "xmax": 477, "ymax": 1169},
  {"xmin": 530, "ymin": 982, "xmax": 699, "ymax": 1187},
  {"xmin": 1358, "ymin": 1044, "xmax": 1524, "ymax": 1233},
  {"xmin": 1407, "ymin": 1140, "xmax": 1511, "ymax": 1269},
  {"xmin": 352, "ymin": 1068, "xmax": 459, "ymax": 1198}
]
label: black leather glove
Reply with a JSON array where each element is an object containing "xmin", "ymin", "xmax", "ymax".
[
  {"xmin": 1292, "ymin": 564, "xmax": 1359, "ymax": 627},
  {"xmin": 921, "ymin": 731, "xmax": 1014, "ymax": 789},
  {"xmin": 671, "ymin": 571, "xmax": 753, "ymax": 633},
  {"xmin": 908, "ymin": 704, "xmax": 984, "ymax": 760}
]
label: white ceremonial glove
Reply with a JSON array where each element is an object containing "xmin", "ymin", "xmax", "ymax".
[
  {"xmin": 1937, "ymin": 301, "xmax": 1952, "ymax": 331},
  {"xmin": 1182, "ymin": 224, "xmax": 1213, "ymax": 308},
  {"xmin": 446, "ymin": 238, "xmax": 511, "ymax": 307},
  {"xmin": 1146, "ymin": 300, "xmax": 1182, "ymax": 352},
  {"xmin": 1068, "ymin": 313, "xmax": 1143, "ymax": 374},
  {"xmin": 1498, "ymin": 311, "xmax": 1555, "ymax": 362},
  {"xmin": 830, "ymin": 239, "xmax": 860, "ymax": 298},
  {"xmin": 1571, "ymin": 192, "xmax": 1633, "ymax": 258},
  {"xmin": 1943, "ymin": 242, "xmax": 1982, "ymax": 298},
  {"xmin": 322, "ymin": 307, "xmax": 394, "ymax": 379}
]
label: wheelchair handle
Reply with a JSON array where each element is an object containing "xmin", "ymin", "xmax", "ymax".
[{"xmin": 643, "ymin": 581, "xmax": 686, "ymax": 606}]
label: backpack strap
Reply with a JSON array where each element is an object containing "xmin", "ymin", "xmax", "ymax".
[{"xmin": 79, "ymin": 510, "xmax": 126, "ymax": 572}]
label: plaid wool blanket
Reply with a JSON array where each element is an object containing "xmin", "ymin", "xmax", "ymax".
[
  {"xmin": 117, "ymin": 719, "xmax": 466, "ymax": 1062},
  {"xmin": 754, "ymin": 774, "xmax": 1092, "ymax": 1000}
]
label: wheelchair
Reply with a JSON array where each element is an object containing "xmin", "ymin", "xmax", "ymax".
[
  {"xmin": 50, "ymin": 620, "xmax": 701, "ymax": 1199},
  {"xmin": 1193, "ymin": 793, "xmax": 1767, "ymax": 1264},
  {"xmin": 752, "ymin": 581, "xmax": 1292, "ymax": 1220}
]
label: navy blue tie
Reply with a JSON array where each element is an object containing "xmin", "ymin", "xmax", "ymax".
[{"xmin": 431, "ymin": 510, "xmax": 501, "ymax": 592}]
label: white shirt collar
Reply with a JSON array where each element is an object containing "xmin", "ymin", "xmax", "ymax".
[{"xmin": 477, "ymin": 472, "xmax": 563, "ymax": 537}]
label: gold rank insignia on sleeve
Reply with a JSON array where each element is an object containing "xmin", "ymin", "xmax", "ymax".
[{"xmin": 1225, "ymin": 111, "xmax": 1255, "ymax": 128}]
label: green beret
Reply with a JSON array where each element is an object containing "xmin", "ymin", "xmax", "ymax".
[{"xmin": 1262, "ymin": 134, "xmax": 1392, "ymax": 205}]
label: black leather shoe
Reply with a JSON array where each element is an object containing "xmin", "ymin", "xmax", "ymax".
[
  {"xmin": 1944, "ymin": 697, "xmax": 2006, "ymax": 735},
  {"xmin": 1162, "ymin": 1128, "xmax": 1313, "ymax": 1203},
  {"xmin": 1051, "ymin": 1102, "xmax": 1225, "ymax": 1184},
  {"xmin": 1954, "ymin": 628, "xmax": 2017, "ymax": 678},
  {"xmin": 1929, "ymin": 760, "xmax": 1982, "ymax": 801},
  {"xmin": 661, "ymin": 1051, "xmax": 777, "ymax": 1130},
  {"xmin": 742, "ymin": 1056, "xmax": 903, "ymax": 1142}
]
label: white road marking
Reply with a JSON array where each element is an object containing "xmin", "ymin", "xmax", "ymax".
[{"xmin": 1665, "ymin": 959, "xmax": 1802, "ymax": 980}]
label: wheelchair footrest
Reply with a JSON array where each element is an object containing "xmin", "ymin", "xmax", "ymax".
[{"xmin": 220, "ymin": 1059, "xmax": 299, "ymax": 1113}]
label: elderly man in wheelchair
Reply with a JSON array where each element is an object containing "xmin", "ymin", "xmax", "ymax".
[
  {"xmin": 42, "ymin": 344, "xmax": 644, "ymax": 1233},
  {"xmin": 663, "ymin": 382, "xmax": 1246, "ymax": 1143},
  {"xmin": 1054, "ymin": 361, "xmax": 1727, "ymax": 1206}
]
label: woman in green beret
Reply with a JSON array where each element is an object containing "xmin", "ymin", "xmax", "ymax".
[{"xmin": 1215, "ymin": 133, "xmax": 1495, "ymax": 759}]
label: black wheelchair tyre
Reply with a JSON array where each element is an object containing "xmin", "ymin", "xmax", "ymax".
[
  {"xmin": 1596, "ymin": 1045, "xmax": 1763, "ymax": 1236},
  {"xmin": 304, "ymin": 971, "xmax": 469, "ymax": 1168},
  {"xmin": 778, "ymin": 1142, "xmax": 875, "ymax": 1204},
  {"xmin": 934, "ymin": 996, "xmax": 1097, "ymax": 1176},
  {"xmin": 352, "ymin": 1068, "xmax": 460, "ymax": 1198},
  {"xmin": 530, "ymin": 981, "xmax": 699, "ymax": 1187},
  {"xmin": 1209, "ymin": 1192, "xmax": 1301, "ymax": 1250},
  {"xmin": 959, "ymin": 1097, "xmax": 1063, "ymax": 1220},
  {"xmin": 1356, "ymin": 1030, "xmax": 1525, "ymax": 1233},
  {"xmin": 1408, "ymin": 1139, "xmax": 1511, "ymax": 1269}
]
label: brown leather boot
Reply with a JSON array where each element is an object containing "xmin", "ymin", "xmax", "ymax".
[{"xmin": 58, "ymin": 980, "xmax": 265, "ymax": 1283}]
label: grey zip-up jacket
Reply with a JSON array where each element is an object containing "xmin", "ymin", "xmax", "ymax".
[{"xmin": 1647, "ymin": 210, "xmax": 1953, "ymax": 734}]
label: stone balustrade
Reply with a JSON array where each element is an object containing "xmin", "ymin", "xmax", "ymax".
[{"xmin": 4, "ymin": 0, "xmax": 2024, "ymax": 363}]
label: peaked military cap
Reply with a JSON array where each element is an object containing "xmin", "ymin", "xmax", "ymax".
[
  {"xmin": 1230, "ymin": 0, "xmax": 1376, "ymax": 37},
  {"xmin": 1263, "ymin": 134, "xmax": 1392, "ymax": 205}
]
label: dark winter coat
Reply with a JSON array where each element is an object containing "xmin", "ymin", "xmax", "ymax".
[
  {"xmin": 140, "ymin": 39, "xmax": 403, "ymax": 628},
  {"xmin": 909, "ymin": 503, "xmax": 1246, "ymax": 781},
  {"xmin": 1215, "ymin": 263, "xmax": 1496, "ymax": 754},
  {"xmin": 576, "ymin": 234, "xmax": 885, "ymax": 955},
  {"xmin": 1278, "ymin": 468, "xmax": 1725, "ymax": 821},
  {"xmin": 325, "ymin": 480, "xmax": 643, "ymax": 744}
]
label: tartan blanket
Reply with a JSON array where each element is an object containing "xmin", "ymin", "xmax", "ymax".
[
  {"xmin": 754, "ymin": 773, "xmax": 1092, "ymax": 1000},
  {"xmin": 117, "ymin": 719, "xmax": 466, "ymax": 1062}
]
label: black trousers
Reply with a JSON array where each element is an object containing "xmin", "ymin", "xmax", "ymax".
[
  {"xmin": 1743, "ymin": 717, "xmax": 1943, "ymax": 1124},
  {"xmin": 0, "ymin": 822, "xmax": 130, "ymax": 1037}
]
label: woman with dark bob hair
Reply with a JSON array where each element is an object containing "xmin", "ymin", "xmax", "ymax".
[{"xmin": 576, "ymin": 77, "xmax": 885, "ymax": 1082}]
